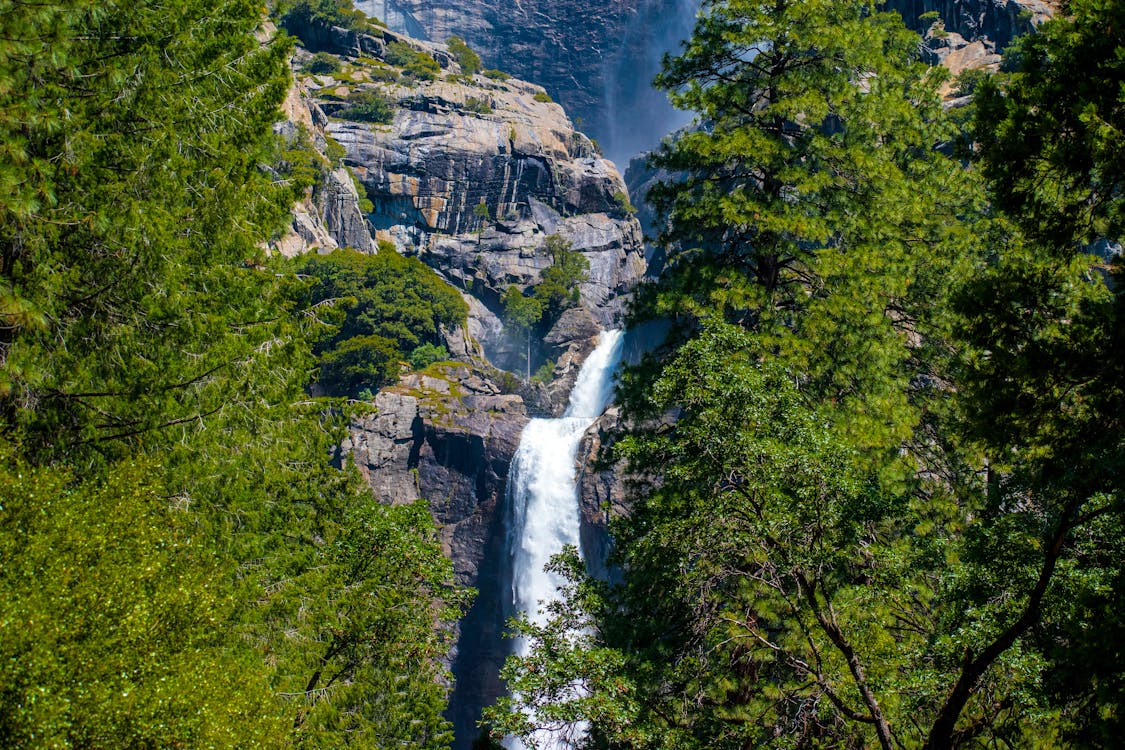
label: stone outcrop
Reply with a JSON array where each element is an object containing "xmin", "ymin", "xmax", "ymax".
[
  {"xmin": 287, "ymin": 31, "xmax": 645, "ymax": 386},
  {"xmin": 888, "ymin": 0, "xmax": 1057, "ymax": 51},
  {"xmin": 272, "ymin": 164, "xmax": 378, "ymax": 256},
  {"xmin": 575, "ymin": 406, "xmax": 630, "ymax": 580},
  {"xmin": 345, "ymin": 363, "xmax": 527, "ymax": 584},
  {"xmin": 271, "ymin": 85, "xmax": 378, "ymax": 256},
  {"xmin": 321, "ymin": 73, "xmax": 645, "ymax": 327},
  {"xmin": 353, "ymin": 0, "xmax": 688, "ymax": 159},
  {"xmin": 343, "ymin": 362, "xmax": 527, "ymax": 750},
  {"xmin": 350, "ymin": 1, "xmax": 1060, "ymax": 161}
]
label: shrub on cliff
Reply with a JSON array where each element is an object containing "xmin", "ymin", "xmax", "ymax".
[
  {"xmin": 339, "ymin": 87, "xmax": 396, "ymax": 123},
  {"xmin": 384, "ymin": 40, "xmax": 440, "ymax": 81},
  {"xmin": 304, "ymin": 50, "xmax": 341, "ymax": 75},
  {"xmin": 296, "ymin": 248, "xmax": 468, "ymax": 395},
  {"xmin": 279, "ymin": 0, "xmax": 372, "ymax": 44},
  {"xmin": 446, "ymin": 35, "xmax": 482, "ymax": 76}
]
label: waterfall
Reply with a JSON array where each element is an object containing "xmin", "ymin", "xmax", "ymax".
[
  {"xmin": 504, "ymin": 329, "xmax": 625, "ymax": 750},
  {"xmin": 602, "ymin": 0, "xmax": 701, "ymax": 165}
]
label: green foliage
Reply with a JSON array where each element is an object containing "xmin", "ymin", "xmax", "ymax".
[
  {"xmin": 501, "ymin": 286, "xmax": 544, "ymax": 381},
  {"xmin": 268, "ymin": 497, "xmax": 464, "ymax": 748},
  {"xmin": 339, "ymin": 87, "xmax": 396, "ymax": 123},
  {"xmin": 492, "ymin": 0, "xmax": 1071, "ymax": 747},
  {"xmin": 612, "ymin": 189, "xmax": 636, "ymax": 215},
  {"xmin": 0, "ymin": 3, "xmax": 465, "ymax": 747},
  {"xmin": 973, "ymin": 0, "xmax": 1125, "ymax": 250},
  {"xmin": 278, "ymin": 125, "xmax": 332, "ymax": 201},
  {"xmin": 350, "ymin": 170, "xmax": 374, "ymax": 212},
  {"xmin": 493, "ymin": 368, "xmax": 522, "ymax": 394},
  {"xmin": 962, "ymin": 3, "xmax": 1125, "ymax": 742},
  {"xmin": 323, "ymin": 133, "xmax": 348, "ymax": 164},
  {"xmin": 533, "ymin": 234, "xmax": 589, "ymax": 321},
  {"xmin": 278, "ymin": 0, "xmax": 373, "ymax": 43},
  {"xmin": 497, "ymin": 2, "xmax": 1125, "ymax": 749},
  {"xmin": 483, "ymin": 68, "xmax": 510, "ymax": 81},
  {"xmin": 473, "ymin": 201, "xmax": 492, "ymax": 226},
  {"xmin": 305, "ymin": 50, "xmax": 342, "ymax": 75},
  {"xmin": 296, "ymin": 248, "xmax": 468, "ymax": 395},
  {"xmin": 464, "ymin": 96, "xmax": 494, "ymax": 114},
  {"xmin": 501, "ymin": 285, "xmax": 545, "ymax": 331},
  {"xmin": 366, "ymin": 64, "xmax": 402, "ymax": 83},
  {"xmin": 952, "ymin": 66, "xmax": 990, "ymax": 97},
  {"xmin": 533, "ymin": 90, "xmax": 553, "ymax": 103},
  {"xmin": 384, "ymin": 40, "xmax": 441, "ymax": 81},
  {"xmin": 446, "ymin": 35, "xmax": 482, "ymax": 75},
  {"xmin": 530, "ymin": 358, "xmax": 556, "ymax": 385},
  {"xmin": 410, "ymin": 342, "xmax": 451, "ymax": 370},
  {"xmin": 0, "ymin": 0, "xmax": 295, "ymax": 457},
  {"xmin": 318, "ymin": 333, "xmax": 402, "ymax": 393},
  {"xmin": 0, "ymin": 446, "xmax": 287, "ymax": 748}
]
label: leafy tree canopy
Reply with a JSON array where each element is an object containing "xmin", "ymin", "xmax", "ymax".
[
  {"xmin": 295, "ymin": 248, "xmax": 468, "ymax": 395},
  {"xmin": 0, "ymin": 2, "xmax": 466, "ymax": 746},
  {"xmin": 447, "ymin": 35, "xmax": 483, "ymax": 76}
]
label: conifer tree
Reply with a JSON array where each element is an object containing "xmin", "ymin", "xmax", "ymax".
[
  {"xmin": 489, "ymin": 1, "xmax": 985, "ymax": 747},
  {"xmin": 0, "ymin": 1, "xmax": 465, "ymax": 746}
]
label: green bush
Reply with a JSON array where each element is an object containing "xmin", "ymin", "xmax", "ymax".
[
  {"xmin": 446, "ymin": 35, "xmax": 482, "ymax": 76},
  {"xmin": 279, "ymin": 0, "xmax": 372, "ymax": 44},
  {"xmin": 483, "ymin": 68, "xmax": 510, "ymax": 81},
  {"xmin": 534, "ymin": 234, "xmax": 589, "ymax": 319},
  {"xmin": 494, "ymin": 369, "xmax": 522, "ymax": 394},
  {"xmin": 340, "ymin": 87, "xmax": 396, "ymax": 123},
  {"xmin": 463, "ymin": 96, "xmax": 493, "ymax": 114},
  {"xmin": 367, "ymin": 65, "xmax": 401, "ymax": 84},
  {"xmin": 350, "ymin": 170, "xmax": 374, "ymax": 212},
  {"xmin": 384, "ymin": 41, "xmax": 440, "ymax": 81},
  {"xmin": 612, "ymin": 190, "xmax": 637, "ymax": 214},
  {"xmin": 410, "ymin": 342, "xmax": 450, "ymax": 370},
  {"xmin": 533, "ymin": 90, "xmax": 553, "ymax": 103},
  {"xmin": 276, "ymin": 125, "xmax": 330, "ymax": 201},
  {"xmin": 296, "ymin": 248, "xmax": 468, "ymax": 396},
  {"xmin": 305, "ymin": 51, "xmax": 341, "ymax": 75},
  {"xmin": 531, "ymin": 358, "xmax": 556, "ymax": 385},
  {"xmin": 954, "ymin": 68, "xmax": 991, "ymax": 97},
  {"xmin": 324, "ymin": 133, "xmax": 347, "ymax": 164},
  {"xmin": 318, "ymin": 334, "xmax": 401, "ymax": 395}
]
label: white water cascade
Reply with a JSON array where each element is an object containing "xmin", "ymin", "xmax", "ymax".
[{"xmin": 504, "ymin": 328, "xmax": 626, "ymax": 749}]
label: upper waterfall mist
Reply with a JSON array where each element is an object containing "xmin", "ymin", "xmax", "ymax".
[{"xmin": 602, "ymin": 0, "xmax": 700, "ymax": 166}]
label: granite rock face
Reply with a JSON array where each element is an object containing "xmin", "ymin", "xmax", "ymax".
[
  {"xmin": 575, "ymin": 406, "xmax": 630, "ymax": 581},
  {"xmin": 271, "ymin": 84, "xmax": 377, "ymax": 256},
  {"xmin": 354, "ymin": 0, "xmax": 696, "ymax": 160},
  {"xmin": 343, "ymin": 362, "xmax": 529, "ymax": 750},
  {"xmin": 345, "ymin": 364, "xmax": 527, "ymax": 585},
  {"xmin": 288, "ymin": 29, "xmax": 646, "ymax": 392},
  {"xmin": 323, "ymin": 73, "xmax": 645, "ymax": 328},
  {"xmin": 889, "ymin": 0, "xmax": 1057, "ymax": 52},
  {"xmin": 346, "ymin": 1, "xmax": 1060, "ymax": 161}
]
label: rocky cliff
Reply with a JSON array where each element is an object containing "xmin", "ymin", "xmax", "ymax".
[
  {"xmin": 276, "ymin": 10, "xmax": 648, "ymax": 580},
  {"xmin": 342, "ymin": 364, "xmax": 526, "ymax": 747},
  {"xmin": 348, "ymin": 1, "xmax": 1059, "ymax": 163},
  {"xmin": 888, "ymin": 0, "xmax": 1057, "ymax": 50},
  {"xmin": 354, "ymin": 0, "xmax": 699, "ymax": 163}
]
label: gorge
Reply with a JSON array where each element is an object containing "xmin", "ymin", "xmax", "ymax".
[{"xmin": 506, "ymin": 329, "xmax": 625, "ymax": 750}]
